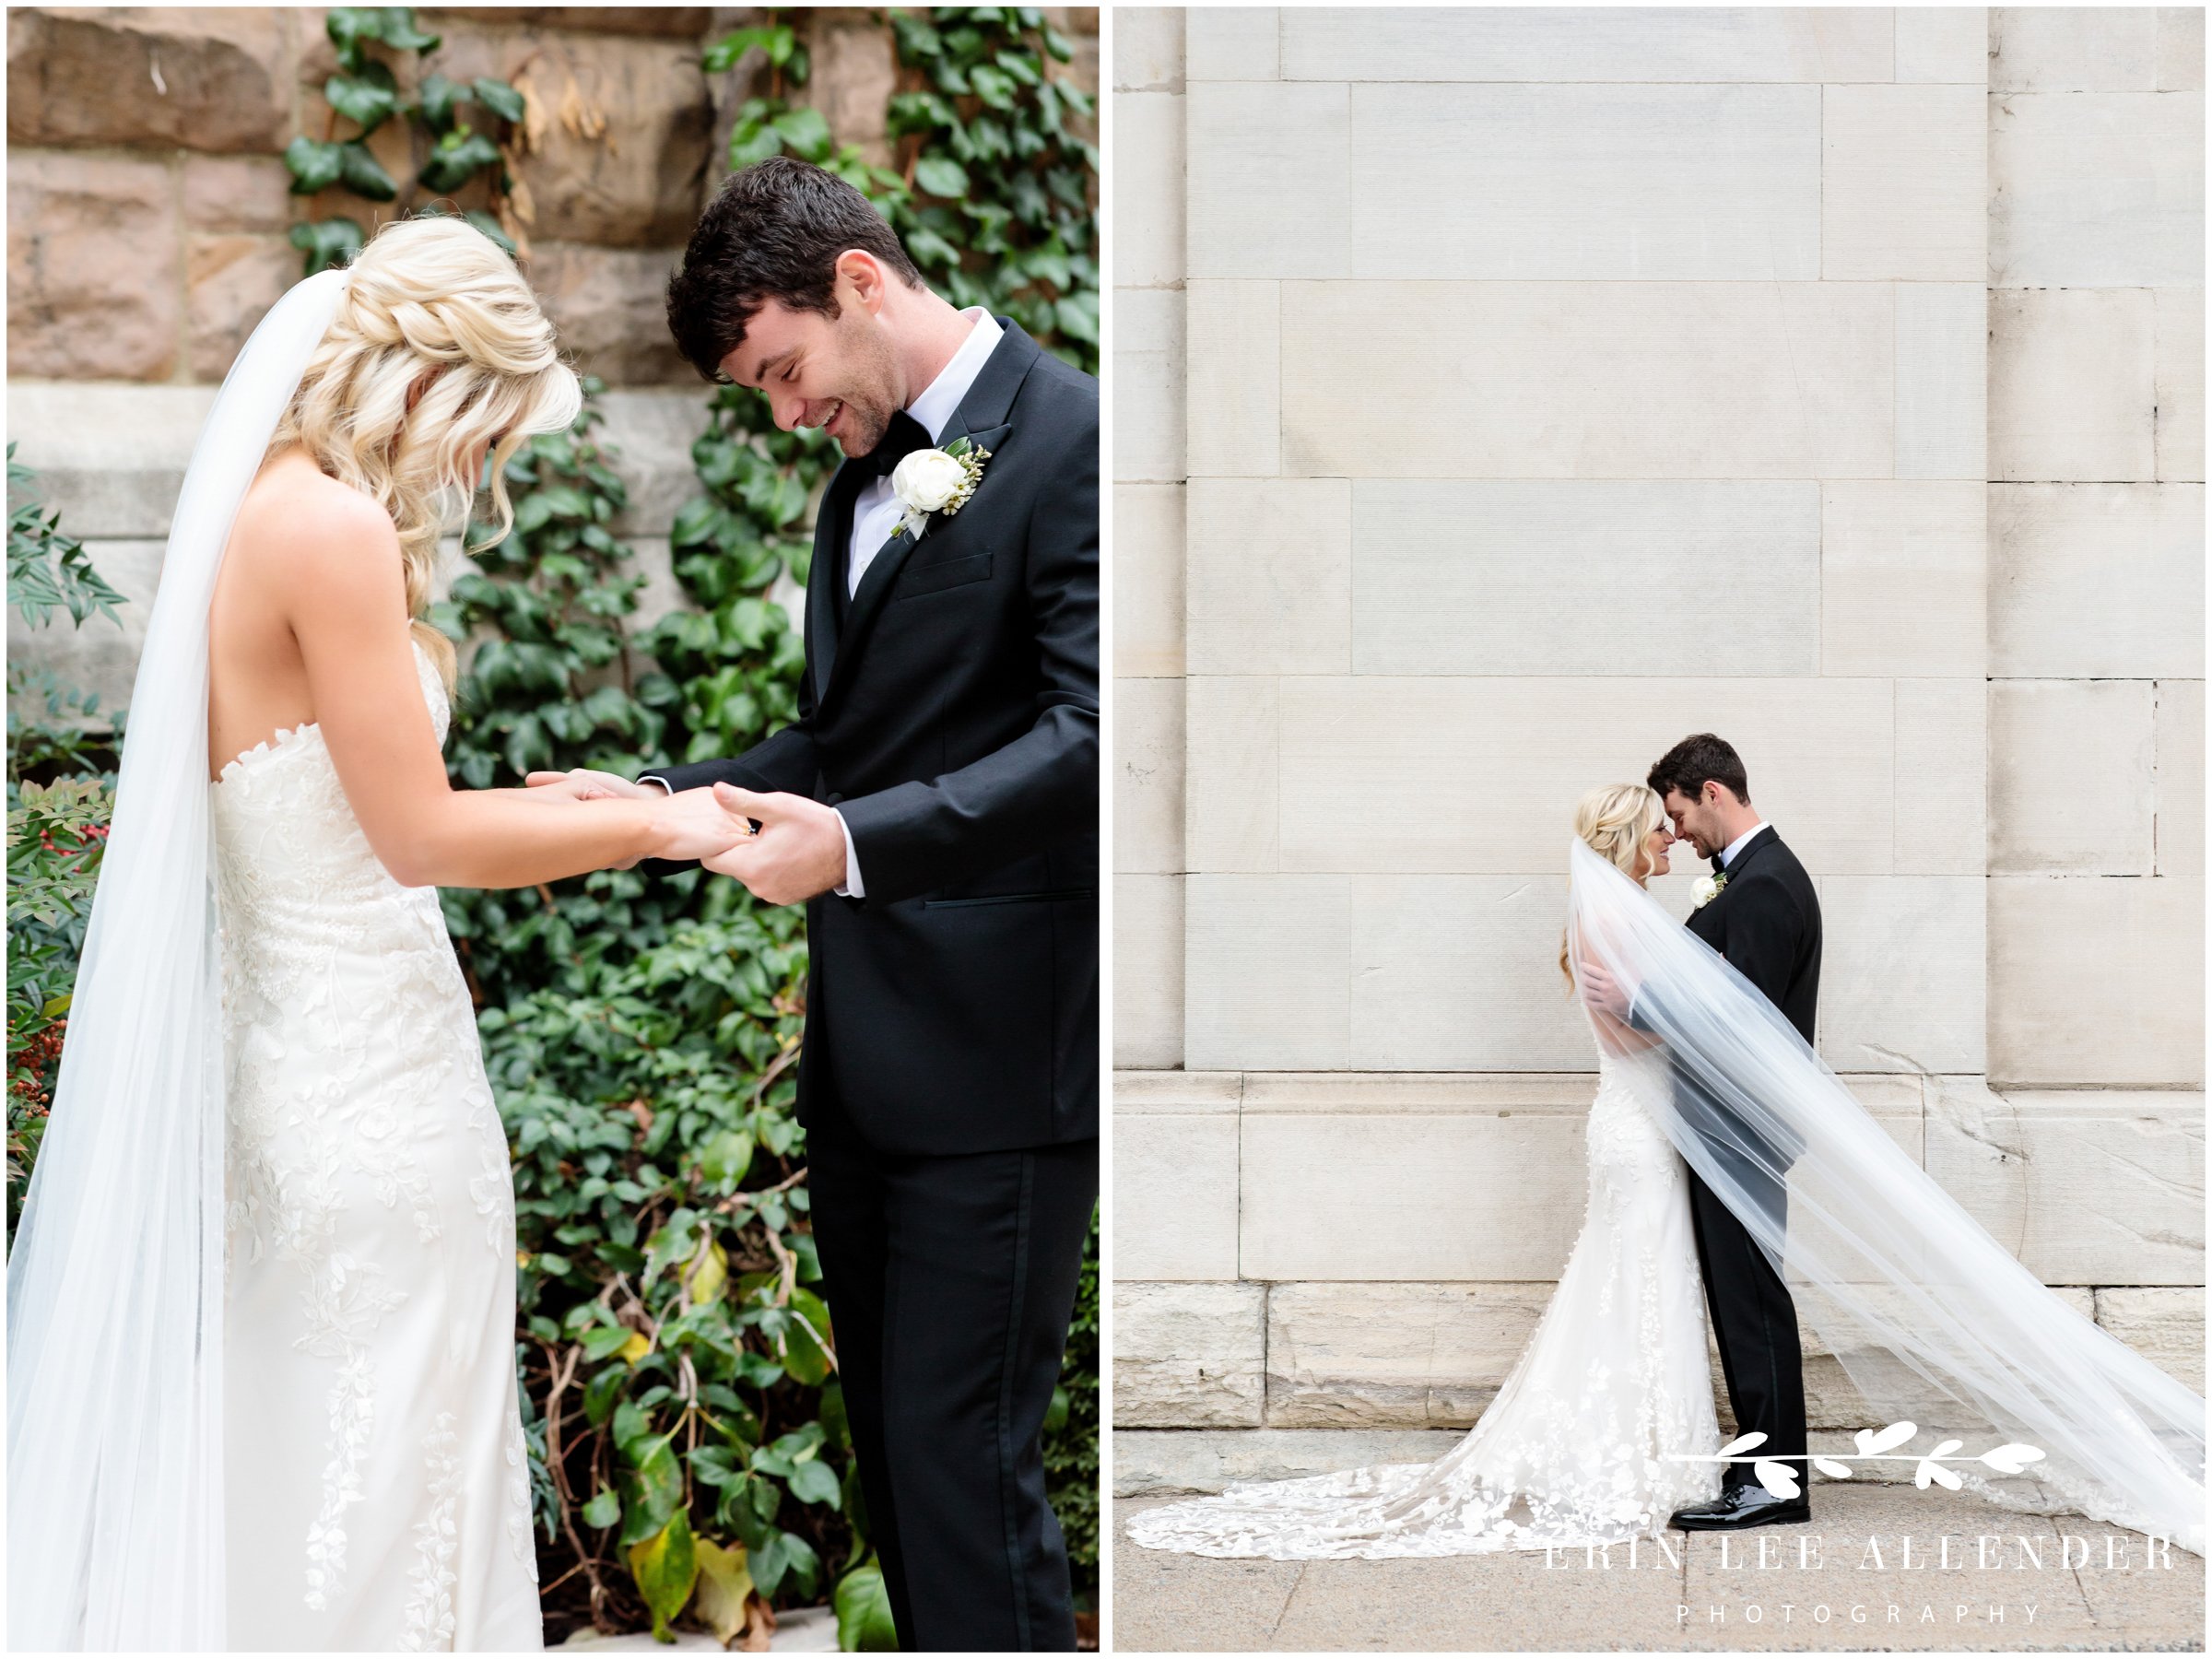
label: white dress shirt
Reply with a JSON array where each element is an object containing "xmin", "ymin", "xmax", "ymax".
[
  {"xmin": 844, "ymin": 307, "xmax": 1002, "ymax": 599},
  {"xmin": 646, "ymin": 307, "xmax": 1004, "ymax": 901},
  {"xmin": 1716, "ymin": 820, "xmax": 1769, "ymax": 871}
]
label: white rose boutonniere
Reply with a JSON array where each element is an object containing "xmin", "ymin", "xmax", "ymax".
[
  {"xmin": 1691, "ymin": 873, "xmax": 1728, "ymax": 910},
  {"xmin": 890, "ymin": 436, "xmax": 991, "ymax": 541}
]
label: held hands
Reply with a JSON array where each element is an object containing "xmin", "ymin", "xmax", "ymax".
[
  {"xmin": 698, "ymin": 783, "xmax": 847, "ymax": 906},
  {"xmin": 520, "ymin": 770, "xmax": 845, "ymax": 900},
  {"xmin": 523, "ymin": 769, "xmax": 754, "ymax": 868}
]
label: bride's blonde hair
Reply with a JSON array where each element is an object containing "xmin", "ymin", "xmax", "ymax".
[
  {"xmin": 1559, "ymin": 782, "xmax": 1666, "ymax": 990},
  {"xmin": 264, "ymin": 215, "xmax": 582, "ymax": 685}
]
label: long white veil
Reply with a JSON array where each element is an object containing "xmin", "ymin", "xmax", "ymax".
[
  {"xmin": 1565, "ymin": 838, "xmax": 2206, "ymax": 1553},
  {"xmin": 6, "ymin": 266, "xmax": 352, "ymax": 1648}
]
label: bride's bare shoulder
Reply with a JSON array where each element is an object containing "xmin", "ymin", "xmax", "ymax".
[{"xmin": 230, "ymin": 450, "xmax": 401, "ymax": 592}]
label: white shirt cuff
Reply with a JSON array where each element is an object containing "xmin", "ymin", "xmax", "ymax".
[
  {"xmin": 834, "ymin": 807, "xmax": 863, "ymax": 899},
  {"xmin": 639, "ymin": 774, "xmax": 672, "ymax": 794}
]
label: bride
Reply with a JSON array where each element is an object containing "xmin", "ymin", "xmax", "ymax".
[
  {"xmin": 7, "ymin": 218, "xmax": 757, "ymax": 1650},
  {"xmin": 1129, "ymin": 783, "xmax": 2206, "ymax": 1562}
]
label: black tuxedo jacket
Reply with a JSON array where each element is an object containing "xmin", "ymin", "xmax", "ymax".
[
  {"xmin": 653, "ymin": 320, "xmax": 1098, "ymax": 1156},
  {"xmin": 1657, "ymin": 825, "xmax": 1822, "ymax": 1179},
  {"xmin": 1684, "ymin": 826, "xmax": 1821, "ymax": 1046}
]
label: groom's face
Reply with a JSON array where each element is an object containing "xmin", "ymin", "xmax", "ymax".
[
  {"xmin": 1662, "ymin": 785, "xmax": 1725, "ymax": 859},
  {"xmin": 722, "ymin": 288, "xmax": 901, "ymax": 458}
]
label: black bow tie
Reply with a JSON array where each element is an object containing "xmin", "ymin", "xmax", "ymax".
[
  {"xmin": 1712, "ymin": 853, "xmax": 1729, "ymax": 875},
  {"xmin": 856, "ymin": 409, "xmax": 934, "ymax": 477}
]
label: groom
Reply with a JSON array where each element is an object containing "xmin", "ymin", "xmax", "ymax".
[
  {"xmin": 535, "ymin": 158, "xmax": 1097, "ymax": 1649},
  {"xmin": 1593, "ymin": 733, "xmax": 1820, "ymax": 1532}
]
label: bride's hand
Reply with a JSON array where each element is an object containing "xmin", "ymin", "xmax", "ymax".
[
  {"xmin": 525, "ymin": 768, "xmax": 658, "ymax": 802},
  {"xmin": 647, "ymin": 786, "xmax": 759, "ymax": 865}
]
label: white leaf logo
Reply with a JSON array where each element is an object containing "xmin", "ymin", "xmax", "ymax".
[
  {"xmin": 1854, "ymin": 1420, "xmax": 1918, "ymax": 1456},
  {"xmin": 1716, "ymin": 1430, "xmax": 1769, "ymax": 1458},
  {"xmin": 1811, "ymin": 1455, "xmax": 1855, "ymax": 1479},
  {"xmin": 1752, "ymin": 1458, "xmax": 1802, "ymax": 1500},
  {"xmin": 1980, "ymin": 1443, "xmax": 2047, "ymax": 1474},
  {"xmin": 1913, "ymin": 1439, "xmax": 1965, "ymax": 1488}
]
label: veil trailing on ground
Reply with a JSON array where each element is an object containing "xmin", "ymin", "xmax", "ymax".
[
  {"xmin": 1565, "ymin": 839, "xmax": 2206, "ymax": 1554},
  {"xmin": 6, "ymin": 266, "xmax": 352, "ymax": 1648}
]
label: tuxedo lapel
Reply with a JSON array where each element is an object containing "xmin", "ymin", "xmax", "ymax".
[
  {"xmin": 807, "ymin": 458, "xmax": 868, "ymax": 705},
  {"xmin": 818, "ymin": 320, "xmax": 1041, "ymax": 711}
]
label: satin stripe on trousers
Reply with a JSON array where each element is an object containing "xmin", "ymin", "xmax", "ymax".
[
  {"xmin": 806, "ymin": 1089, "xmax": 1096, "ymax": 1651},
  {"xmin": 1685, "ymin": 1160, "xmax": 1809, "ymax": 1489}
]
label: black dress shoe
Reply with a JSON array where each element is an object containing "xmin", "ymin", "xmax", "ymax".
[{"xmin": 1670, "ymin": 1483, "xmax": 1811, "ymax": 1531}]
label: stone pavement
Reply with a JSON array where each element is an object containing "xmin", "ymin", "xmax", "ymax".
[{"xmin": 1112, "ymin": 1487, "xmax": 2206, "ymax": 1652}]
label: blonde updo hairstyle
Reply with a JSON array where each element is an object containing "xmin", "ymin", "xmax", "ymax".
[
  {"xmin": 264, "ymin": 215, "xmax": 583, "ymax": 685},
  {"xmin": 1559, "ymin": 782, "xmax": 1667, "ymax": 990}
]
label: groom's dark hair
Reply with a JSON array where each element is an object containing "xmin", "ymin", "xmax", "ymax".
[
  {"xmin": 1648, "ymin": 733, "xmax": 1750, "ymax": 806},
  {"xmin": 665, "ymin": 156, "xmax": 924, "ymax": 382}
]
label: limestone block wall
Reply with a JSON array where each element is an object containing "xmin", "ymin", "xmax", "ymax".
[
  {"xmin": 1984, "ymin": 6, "xmax": 2206, "ymax": 1087},
  {"xmin": 1111, "ymin": 6, "xmax": 2205, "ymax": 1461}
]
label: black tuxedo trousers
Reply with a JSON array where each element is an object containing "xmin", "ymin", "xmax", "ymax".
[
  {"xmin": 647, "ymin": 322, "xmax": 1099, "ymax": 1647},
  {"xmin": 1679, "ymin": 829, "xmax": 1822, "ymax": 1485}
]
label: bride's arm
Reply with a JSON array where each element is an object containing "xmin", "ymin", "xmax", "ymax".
[{"xmin": 283, "ymin": 500, "xmax": 750, "ymax": 889}]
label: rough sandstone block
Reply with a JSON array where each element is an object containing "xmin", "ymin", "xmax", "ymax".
[
  {"xmin": 524, "ymin": 241, "xmax": 692, "ymax": 385},
  {"xmin": 1265, "ymin": 1282, "xmax": 1552, "ymax": 1428},
  {"xmin": 2094, "ymin": 1287, "xmax": 2206, "ymax": 1392},
  {"xmin": 186, "ymin": 233, "xmax": 299, "ymax": 382},
  {"xmin": 426, "ymin": 28, "xmax": 712, "ymax": 250},
  {"xmin": 182, "ymin": 155, "xmax": 297, "ymax": 235},
  {"xmin": 7, "ymin": 151, "xmax": 180, "ymax": 382},
  {"xmin": 8, "ymin": 7, "xmax": 291, "ymax": 153},
  {"xmin": 1113, "ymin": 1281, "xmax": 1265, "ymax": 1428},
  {"xmin": 423, "ymin": 8, "xmax": 712, "ymax": 39}
]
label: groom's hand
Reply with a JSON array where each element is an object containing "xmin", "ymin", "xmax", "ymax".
[
  {"xmin": 524, "ymin": 770, "xmax": 659, "ymax": 870},
  {"xmin": 698, "ymin": 782, "xmax": 846, "ymax": 905},
  {"xmin": 1580, "ymin": 959, "xmax": 1631, "ymax": 1018}
]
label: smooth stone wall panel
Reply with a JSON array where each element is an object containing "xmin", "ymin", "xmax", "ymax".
[
  {"xmin": 1278, "ymin": 7, "xmax": 1896, "ymax": 84},
  {"xmin": 1350, "ymin": 480, "xmax": 1818, "ymax": 677},
  {"xmin": 1347, "ymin": 83, "xmax": 1819, "ymax": 281},
  {"xmin": 1990, "ymin": 91, "xmax": 2206, "ymax": 286},
  {"xmin": 1989, "ymin": 679, "xmax": 2159, "ymax": 875},
  {"xmin": 1988, "ymin": 483, "xmax": 2206, "ymax": 678},
  {"xmin": 1279, "ymin": 281, "xmax": 1894, "ymax": 481}
]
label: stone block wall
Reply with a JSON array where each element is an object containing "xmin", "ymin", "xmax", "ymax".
[{"xmin": 1112, "ymin": 6, "xmax": 2205, "ymax": 1478}]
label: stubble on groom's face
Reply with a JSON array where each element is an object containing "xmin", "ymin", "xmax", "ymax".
[
  {"xmin": 720, "ymin": 298, "xmax": 902, "ymax": 458},
  {"xmin": 1663, "ymin": 786, "xmax": 1721, "ymax": 859}
]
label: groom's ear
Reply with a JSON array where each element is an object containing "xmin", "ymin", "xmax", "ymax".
[{"xmin": 836, "ymin": 250, "xmax": 890, "ymax": 314}]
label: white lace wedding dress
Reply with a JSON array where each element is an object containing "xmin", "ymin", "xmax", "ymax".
[
  {"xmin": 1127, "ymin": 1052, "xmax": 1723, "ymax": 1559},
  {"xmin": 212, "ymin": 641, "xmax": 544, "ymax": 1649}
]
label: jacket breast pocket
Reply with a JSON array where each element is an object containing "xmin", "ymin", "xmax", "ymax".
[{"xmin": 892, "ymin": 550, "xmax": 993, "ymax": 600}]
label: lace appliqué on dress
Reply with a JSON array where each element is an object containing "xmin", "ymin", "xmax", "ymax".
[{"xmin": 1127, "ymin": 1058, "xmax": 1724, "ymax": 1559}]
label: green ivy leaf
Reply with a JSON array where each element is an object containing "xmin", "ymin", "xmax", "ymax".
[
  {"xmin": 376, "ymin": 6, "xmax": 440, "ymax": 53},
  {"xmin": 417, "ymin": 71, "xmax": 460, "ymax": 134},
  {"xmin": 325, "ymin": 65, "xmax": 398, "ymax": 132},
  {"xmin": 771, "ymin": 106, "xmax": 832, "ymax": 160},
  {"xmin": 626, "ymin": 1509, "xmax": 699, "ymax": 1641},
  {"xmin": 338, "ymin": 140, "xmax": 398, "ymax": 202},
  {"xmin": 284, "ymin": 135, "xmax": 347, "ymax": 195},
  {"xmin": 913, "ymin": 156, "xmax": 970, "ymax": 199},
  {"xmin": 288, "ymin": 216, "xmax": 364, "ymax": 276},
  {"xmin": 472, "ymin": 76, "xmax": 525, "ymax": 124},
  {"xmin": 581, "ymin": 1486, "xmax": 621, "ymax": 1529},
  {"xmin": 834, "ymin": 1557, "xmax": 900, "ymax": 1652}
]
